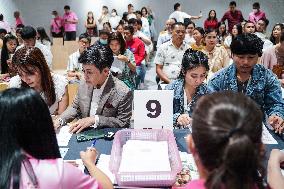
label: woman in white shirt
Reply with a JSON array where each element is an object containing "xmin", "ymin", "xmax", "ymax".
[
  {"xmin": 9, "ymin": 47, "xmax": 68, "ymax": 115},
  {"xmin": 109, "ymin": 9, "xmax": 121, "ymax": 30}
]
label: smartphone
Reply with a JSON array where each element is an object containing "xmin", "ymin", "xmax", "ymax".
[{"xmin": 76, "ymin": 129, "xmax": 105, "ymax": 142}]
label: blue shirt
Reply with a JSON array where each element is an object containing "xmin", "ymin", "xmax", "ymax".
[
  {"xmin": 166, "ymin": 78, "xmax": 208, "ymax": 128},
  {"xmin": 208, "ymin": 63, "xmax": 284, "ymax": 119}
]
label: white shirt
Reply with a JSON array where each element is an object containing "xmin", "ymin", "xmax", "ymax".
[
  {"xmin": 109, "ymin": 15, "xmax": 121, "ymax": 29},
  {"xmin": 141, "ymin": 17, "xmax": 151, "ymax": 38},
  {"xmin": 127, "ymin": 13, "xmax": 137, "ymax": 20},
  {"xmin": 184, "ymin": 34, "xmax": 195, "ymax": 45},
  {"xmin": 255, "ymin": 32, "xmax": 273, "ymax": 52},
  {"xmin": 37, "ymin": 39, "xmax": 51, "ymax": 50},
  {"xmin": 169, "ymin": 11, "xmax": 191, "ymax": 23},
  {"xmin": 154, "ymin": 40, "xmax": 189, "ymax": 81},
  {"xmin": 9, "ymin": 74, "xmax": 68, "ymax": 114},
  {"xmin": 0, "ymin": 20, "xmax": 11, "ymax": 33},
  {"xmin": 16, "ymin": 42, "xmax": 53, "ymax": 69},
  {"xmin": 97, "ymin": 14, "xmax": 109, "ymax": 30},
  {"xmin": 67, "ymin": 50, "xmax": 82, "ymax": 71},
  {"xmin": 89, "ymin": 74, "xmax": 110, "ymax": 127},
  {"xmin": 157, "ymin": 31, "xmax": 172, "ymax": 49}
]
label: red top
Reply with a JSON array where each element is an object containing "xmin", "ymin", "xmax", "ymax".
[
  {"xmin": 126, "ymin": 37, "xmax": 145, "ymax": 66},
  {"xmin": 221, "ymin": 10, "xmax": 244, "ymax": 32},
  {"xmin": 204, "ymin": 19, "xmax": 219, "ymax": 31}
]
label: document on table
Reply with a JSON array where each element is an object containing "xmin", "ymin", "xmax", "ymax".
[
  {"xmin": 96, "ymin": 154, "xmax": 116, "ymax": 184},
  {"xmin": 262, "ymin": 124, "xmax": 278, "ymax": 144},
  {"xmin": 56, "ymin": 126, "xmax": 72, "ymax": 146},
  {"xmin": 59, "ymin": 147, "xmax": 69, "ymax": 158},
  {"xmin": 119, "ymin": 140, "xmax": 171, "ymax": 172}
]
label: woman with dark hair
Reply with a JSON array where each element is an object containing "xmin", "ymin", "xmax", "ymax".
[
  {"xmin": 109, "ymin": 9, "xmax": 121, "ymax": 29},
  {"xmin": 185, "ymin": 91, "xmax": 268, "ymax": 189},
  {"xmin": 108, "ymin": 32, "xmax": 136, "ymax": 90},
  {"xmin": 224, "ymin": 23, "xmax": 242, "ymax": 49},
  {"xmin": 116, "ymin": 24, "xmax": 124, "ymax": 35},
  {"xmin": 202, "ymin": 28, "xmax": 230, "ymax": 78},
  {"xmin": 165, "ymin": 49, "xmax": 209, "ymax": 128},
  {"xmin": 0, "ymin": 88, "xmax": 113, "ymax": 189},
  {"xmin": 103, "ymin": 22, "xmax": 113, "ymax": 33},
  {"xmin": 140, "ymin": 7, "xmax": 151, "ymax": 38},
  {"xmin": 9, "ymin": 47, "xmax": 68, "ymax": 115},
  {"xmin": 85, "ymin": 11, "xmax": 97, "ymax": 37},
  {"xmin": 204, "ymin": 10, "xmax": 218, "ymax": 31},
  {"xmin": 0, "ymin": 34, "xmax": 18, "ymax": 75},
  {"xmin": 270, "ymin": 23, "xmax": 284, "ymax": 45},
  {"xmin": 217, "ymin": 21, "xmax": 228, "ymax": 45},
  {"xmin": 191, "ymin": 27, "xmax": 205, "ymax": 51},
  {"xmin": 36, "ymin": 27, "xmax": 52, "ymax": 49}
]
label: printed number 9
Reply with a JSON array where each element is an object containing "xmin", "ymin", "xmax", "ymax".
[{"xmin": 146, "ymin": 100, "xmax": 161, "ymax": 118}]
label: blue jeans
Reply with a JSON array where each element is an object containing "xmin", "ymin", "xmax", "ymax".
[{"xmin": 136, "ymin": 65, "xmax": 146, "ymax": 85}]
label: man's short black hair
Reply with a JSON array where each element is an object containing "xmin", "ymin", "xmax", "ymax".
[
  {"xmin": 78, "ymin": 44, "xmax": 114, "ymax": 72},
  {"xmin": 174, "ymin": 3, "xmax": 180, "ymax": 11},
  {"xmin": 0, "ymin": 14, "xmax": 3, "ymax": 21},
  {"xmin": 64, "ymin": 5, "xmax": 70, "ymax": 10},
  {"xmin": 137, "ymin": 19, "xmax": 142, "ymax": 26},
  {"xmin": 20, "ymin": 26, "xmax": 37, "ymax": 39},
  {"xmin": 124, "ymin": 25, "xmax": 134, "ymax": 35},
  {"xmin": 99, "ymin": 29, "xmax": 110, "ymax": 36},
  {"xmin": 128, "ymin": 18, "xmax": 138, "ymax": 25},
  {"xmin": 230, "ymin": 33, "xmax": 264, "ymax": 57},
  {"xmin": 253, "ymin": 2, "xmax": 260, "ymax": 8},
  {"xmin": 0, "ymin": 28, "xmax": 7, "ymax": 35},
  {"xmin": 171, "ymin": 22, "xmax": 185, "ymax": 30},
  {"xmin": 79, "ymin": 33, "xmax": 91, "ymax": 43},
  {"xmin": 229, "ymin": 1, "xmax": 236, "ymax": 6},
  {"xmin": 186, "ymin": 20, "xmax": 196, "ymax": 28}
]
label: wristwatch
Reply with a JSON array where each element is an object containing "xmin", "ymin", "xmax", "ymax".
[
  {"xmin": 126, "ymin": 59, "xmax": 131, "ymax": 64},
  {"xmin": 58, "ymin": 118, "xmax": 65, "ymax": 127}
]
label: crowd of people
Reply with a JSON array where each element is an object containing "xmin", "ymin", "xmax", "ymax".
[{"xmin": 0, "ymin": 1, "xmax": 284, "ymax": 189}]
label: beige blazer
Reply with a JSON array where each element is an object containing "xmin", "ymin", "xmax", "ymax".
[{"xmin": 60, "ymin": 74, "xmax": 133, "ymax": 128}]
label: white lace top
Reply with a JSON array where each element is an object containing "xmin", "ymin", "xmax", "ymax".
[{"xmin": 9, "ymin": 74, "xmax": 68, "ymax": 114}]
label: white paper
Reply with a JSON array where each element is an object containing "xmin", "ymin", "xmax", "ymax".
[
  {"xmin": 262, "ymin": 124, "xmax": 278, "ymax": 144},
  {"xmin": 110, "ymin": 56, "xmax": 125, "ymax": 74},
  {"xmin": 119, "ymin": 140, "xmax": 171, "ymax": 172},
  {"xmin": 281, "ymin": 87, "xmax": 284, "ymax": 99},
  {"xmin": 96, "ymin": 154, "xmax": 116, "ymax": 184},
  {"xmin": 179, "ymin": 151, "xmax": 199, "ymax": 180},
  {"xmin": 59, "ymin": 147, "xmax": 69, "ymax": 159},
  {"xmin": 56, "ymin": 126, "xmax": 72, "ymax": 146}
]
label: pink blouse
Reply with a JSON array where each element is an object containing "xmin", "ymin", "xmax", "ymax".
[{"xmin": 18, "ymin": 158, "xmax": 102, "ymax": 189}]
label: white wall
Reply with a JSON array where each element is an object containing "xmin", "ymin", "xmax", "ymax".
[{"xmin": 1, "ymin": 0, "xmax": 284, "ymax": 38}]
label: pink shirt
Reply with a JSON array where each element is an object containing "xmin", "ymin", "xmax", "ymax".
[
  {"xmin": 0, "ymin": 21, "xmax": 11, "ymax": 33},
  {"xmin": 248, "ymin": 10, "xmax": 266, "ymax": 24},
  {"xmin": 15, "ymin": 17, "xmax": 24, "ymax": 27},
  {"xmin": 63, "ymin": 11, "xmax": 78, "ymax": 32},
  {"xmin": 184, "ymin": 179, "xmax": 206, "ymax": 189},
  {"xmin": 19, "ymin": 158, "xmax": 102, "ymax": 189},
  {"xmin": 51, "ymin": 16, "xmax": 63, "ymax": 33}
]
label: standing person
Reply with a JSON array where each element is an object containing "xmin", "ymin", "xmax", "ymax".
[
  {"xmin": 0, "ymin": 34, "xmax": 18, "ymax": 75},
  {"xmin": 9, "ymin": 47, "xmax": 68, "ymax": 115},
  {"xmin": 0, "ymin": 88, "xmax": 113, "ymax": 189},
  {"xmin": 202, "ymin": 29, "xmax": 230, "ymax": 78},
  {"xmin": 50, "ymin": 10, "xmax": 64, "ymax": 38},
  {"xmin": 108, "ymin": 32, "xmax": 136, "ymax": 90},
  {"xmin": 63, "ymin": 5, "xmax": 78, "ymax": 41},
  {"xmin": 248, "ymin": 2, "xmax": 266, "ymax": 24},
  {"xmin": 14, "ymin": 11, "xmax": 24, "ymax": 28},
  {"xmin": 191, "ymin": 27, "xmax": 205, "ymax": 51},
  {"xmin": 36, "ymin": 27, "xmax": 52, "ymax": 49},
  {"xmin": 208, "ymin": 33, "xmax": 284, "ymax": 133},
  {"xmin": 204, "ymin": 10, "xmax": 218, "ymax": 31},
  {"xmin": 124, "ymin": 25, "xmax": 146, "ymax": 89},
  {"xmin": 109, "ymin": 9, "xmax": 121, "ymax": 30},
  {"xmin": 169, "ymin": 3, "xmax": 202, "ymax": 23},
  {"xmin": 98, "ymin": 6, "xmax": 109, "ymax": 31},
  {"xmin": 0, "ymin": 14, "xmax": 11, "ymax": 33},
  {"xmin": 140, "ymin": 7, "xmax": 151, "ymax": 39},
  {"xmin": 85, "ymin": 11, "xmax": 97, "ymax": 37},
  {"xmin": 185, "ymin": 91, "xmax": 269, "ymax": 189},
  {"xmin": 127, "ymin": 4, "xmax": 136, "ymax": 20},
  {"xmin": 155, "ymin": 22, "xmax": 189, "ymax": 85},
  {"xmin": 221, "ymin": 1, "xmax": 244, "ymax": 32},
  {"xmin": 270, "ymin": 23, "xmax": 284, "ymax": 45},
  {"xmin": 165, "ymin": 49, "xmax": 209, "ymax": 128}
]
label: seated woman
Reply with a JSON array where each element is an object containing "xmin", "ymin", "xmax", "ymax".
[
  {"xmin": 165, "ymin": 49, "xmax": 209, "ymax": 128},
  {"xmin": 202, "ymin": 28, "xmax": 230, "ymax": 78},
  {"xmin": 0, "ymin": 34, "xmax": 18, "ymax": 76},
  {"xmin": 0, "ymin": 88, "xmax": 113, "ymax": 189},
  {"xmin": 108, "ymin": 32, "xmax": 136, "ymax": 90},
  {"xmin": 185, "ymin": 91, "xmax": 271, "ymax": 189},
  {"xmin": 9, "ymin": 47, "xmax": 68, "ymax": 115},
  {"xmin": 36, "ymin": 27, "xmax": 52, "ymax": 49}
]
